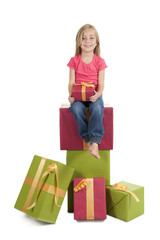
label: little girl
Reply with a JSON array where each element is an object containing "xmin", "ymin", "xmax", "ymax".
[{"xmin": 67, "ymin": 24, "xmax": 108, "ymax": 159}]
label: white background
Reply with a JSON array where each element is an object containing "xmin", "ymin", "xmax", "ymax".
[{"xmin": 0, "ymin": 0, "xmax": 160, "ymax": 239}]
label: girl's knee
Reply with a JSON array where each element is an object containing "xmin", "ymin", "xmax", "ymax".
[
  {"xmin": 94, "ymin": 103, "xmax": 104, "ymax": 114},
  {"xmin": 70, "ymin": 102, "xmax": 84, "ymax": 116},
  {"xmin": 89, "ymin": 100, "xmax": 104, "ymax": 114}
]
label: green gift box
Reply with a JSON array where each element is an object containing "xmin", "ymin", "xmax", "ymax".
[
  {"xmin": 106, "ymin": 181, "xmax": 144, "ymax": 222},
  {"xmin": 67, "ymin": 150, "xmax": 110, "ymax": 212},
  {"xmin": 14, "ymin": 155, "xmax": 74, "ymax": 223}
]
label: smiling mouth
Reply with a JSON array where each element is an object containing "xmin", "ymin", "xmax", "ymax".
[{"xmin": 84, "ymin": 45, "xmax": 92, "ymax": 48}]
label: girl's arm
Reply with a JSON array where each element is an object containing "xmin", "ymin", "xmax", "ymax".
[
  {"xmin": 90, "ymin": 69, "xmax": 105, "ymax": 102},
  {"xmin": 68, "ymin": 68, "xmax": 76, "ymax": 104}
]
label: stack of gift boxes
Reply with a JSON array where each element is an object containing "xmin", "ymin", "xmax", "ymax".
[
  {"xmin": 14, "ymin": 93, "xmax": 144, "ymax": 223},
  {"xmin": 60, "ymin": 104, "xmax": 144, "ymax": 221},
  {"xmin": 60, "ymin": 104, "xmax": 112, "ymax": 220}
]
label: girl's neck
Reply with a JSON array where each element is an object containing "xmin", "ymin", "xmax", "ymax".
[
  {"xmin": 81, "ymin": 51, "xmax": 94, "ymax": 59},
  {"xmin": 80, "ymin": 52, "xmax": 94, "ymax": 64}
]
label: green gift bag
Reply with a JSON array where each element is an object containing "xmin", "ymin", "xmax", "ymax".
[
  {"xmin": 67, "ymin": 150, "xmax": 110, "ymax": 212},
  {"xmin": 106, "ymin": 181, "xmax": 144, "ymax": 222},
  {"xmin": 14, "ymin": 155, "xmax": 74, "ymax": 223}
]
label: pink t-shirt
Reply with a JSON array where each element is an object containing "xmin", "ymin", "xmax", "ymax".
[{"xmin": 67, "ymin": 54, "xmax": 108, "ymax": 90}]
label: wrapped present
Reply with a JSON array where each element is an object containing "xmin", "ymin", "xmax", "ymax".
[
  {"xmin": 60, "ymin": 104, "xmax": 113, "ymax": 150},
  {"xmin": 14, "ymin": 155, "xmax": 74, "ymax": 223},
  {"xmin": 67, "ymin": 150, "xmax": 110, "ymax": 212},
  {"xmin": 74, "ymin": 178, "xmax": 106, "ymax": 220},
  {"xmin": 106, "ymin": 181, "xmax": 144, "ymax": 222},
  {"xmin": 71, "ymin": 82, "xmax": 95, "ymax": 102}
]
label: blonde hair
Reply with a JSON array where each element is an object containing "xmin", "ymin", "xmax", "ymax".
[{"xmin": 75, "ymin": 24, "xmax": 100, "ymax": 56}]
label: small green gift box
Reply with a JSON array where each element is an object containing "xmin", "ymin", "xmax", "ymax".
[
  {"xmin": 14, "ymin": 155, "xmax": 74, "ymax": 223},
  {"xmin": 106, "ymin": 181, "xmax": 144, "ymax": 222},
  {"xmin": 67, "ymin": 150, "xmax": 110, "ymax": 213}
]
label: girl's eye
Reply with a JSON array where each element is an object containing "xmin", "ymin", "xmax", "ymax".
[{"xmin": 82, "ymin": 36, "xmax": 95, "ymax": 40}]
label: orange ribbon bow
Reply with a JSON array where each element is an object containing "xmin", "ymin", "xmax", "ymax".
[{"xmin": 74, "ymin": 179, "xmax": 88, "ymax": 192}]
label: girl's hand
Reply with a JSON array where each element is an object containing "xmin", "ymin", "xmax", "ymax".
[
  {"xmin": 90, "ymin": 90, "xmax": 100, "ymax": 102},
  {"xmin": 68, "ymin": 96, "xmax": 75, "ymax": 104}
]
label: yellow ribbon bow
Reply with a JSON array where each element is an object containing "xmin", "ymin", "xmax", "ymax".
[
  {"xmin": 27, "ymin": 162, "xmax": 60, "ymax": 210},
  {"xmin": 77, "ymin": 82, "xmax": 95, "ymax": 88},
  {"xmin": 74, "ymin": 179, "xmax": 88, "ymax": 192},
  {"xmin": 114, "ymin": 183, "xmax": 140, "ymax": 202}
]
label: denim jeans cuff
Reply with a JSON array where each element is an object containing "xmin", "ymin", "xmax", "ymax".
[
  {"xmin": 89, "ymin": 136, "xmax": 102, "ymax": 145},
  {"xmin": 83, "ymin": 135, "xmax": 90, "ymax": 143}
]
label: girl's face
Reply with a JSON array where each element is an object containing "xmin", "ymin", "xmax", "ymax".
[{"xmin": 80, "ymin": 29, "xmax": 97, "ymax": 54}]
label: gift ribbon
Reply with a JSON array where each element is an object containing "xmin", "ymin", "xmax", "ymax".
[
  {"xmin": 22, "ymin": 158, "xmax": 60, "ymax": 213},
  {"xmin": 27, "ymin": 163, "xmax": 60, "ymax": 209},
  {"xmin": 24, "ymin": 176, "xmax": 66, "ymax": 198},
  {"xmin": 114, "ymin": 183, "xmax": 140, "ymax": 202},
  {"xmin": 74, "ymin": 82, "xmax": 95, "ymax": 101},
  {"xmin": 83, "ymin": 141, "xmax": 88, "ymax": 150},
  {"xmin": 74, "ymin": 178, "xmax": 94, "ymax": 219}
]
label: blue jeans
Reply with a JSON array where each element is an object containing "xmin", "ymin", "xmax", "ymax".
[{"xmin": 69, "ymin": 96, "xmax": 104, "ymax": 144}]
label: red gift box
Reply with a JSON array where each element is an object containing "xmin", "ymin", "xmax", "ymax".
[
  {"xmin": 74, "ymin": 178, "xmax": 107, "ymax": 220},
  {"xmin": 59, "ymin": 104, "xmax": 113, "ymax": 150},
  {"xmin": 71, "ymin": 82, "xmax": 95, "ymax": 102}
]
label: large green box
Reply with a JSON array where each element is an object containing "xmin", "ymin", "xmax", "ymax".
[
  {"xmin": 14, "ymin": 155, "xmax": 74, "ymax": 223},
  {"xmin": 106, "ymin": 181, "xmax": 144, "ymax": 221},
  {"xmin": 67, "ymin": 150, "xmax": 110, "ymax": 212}
]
